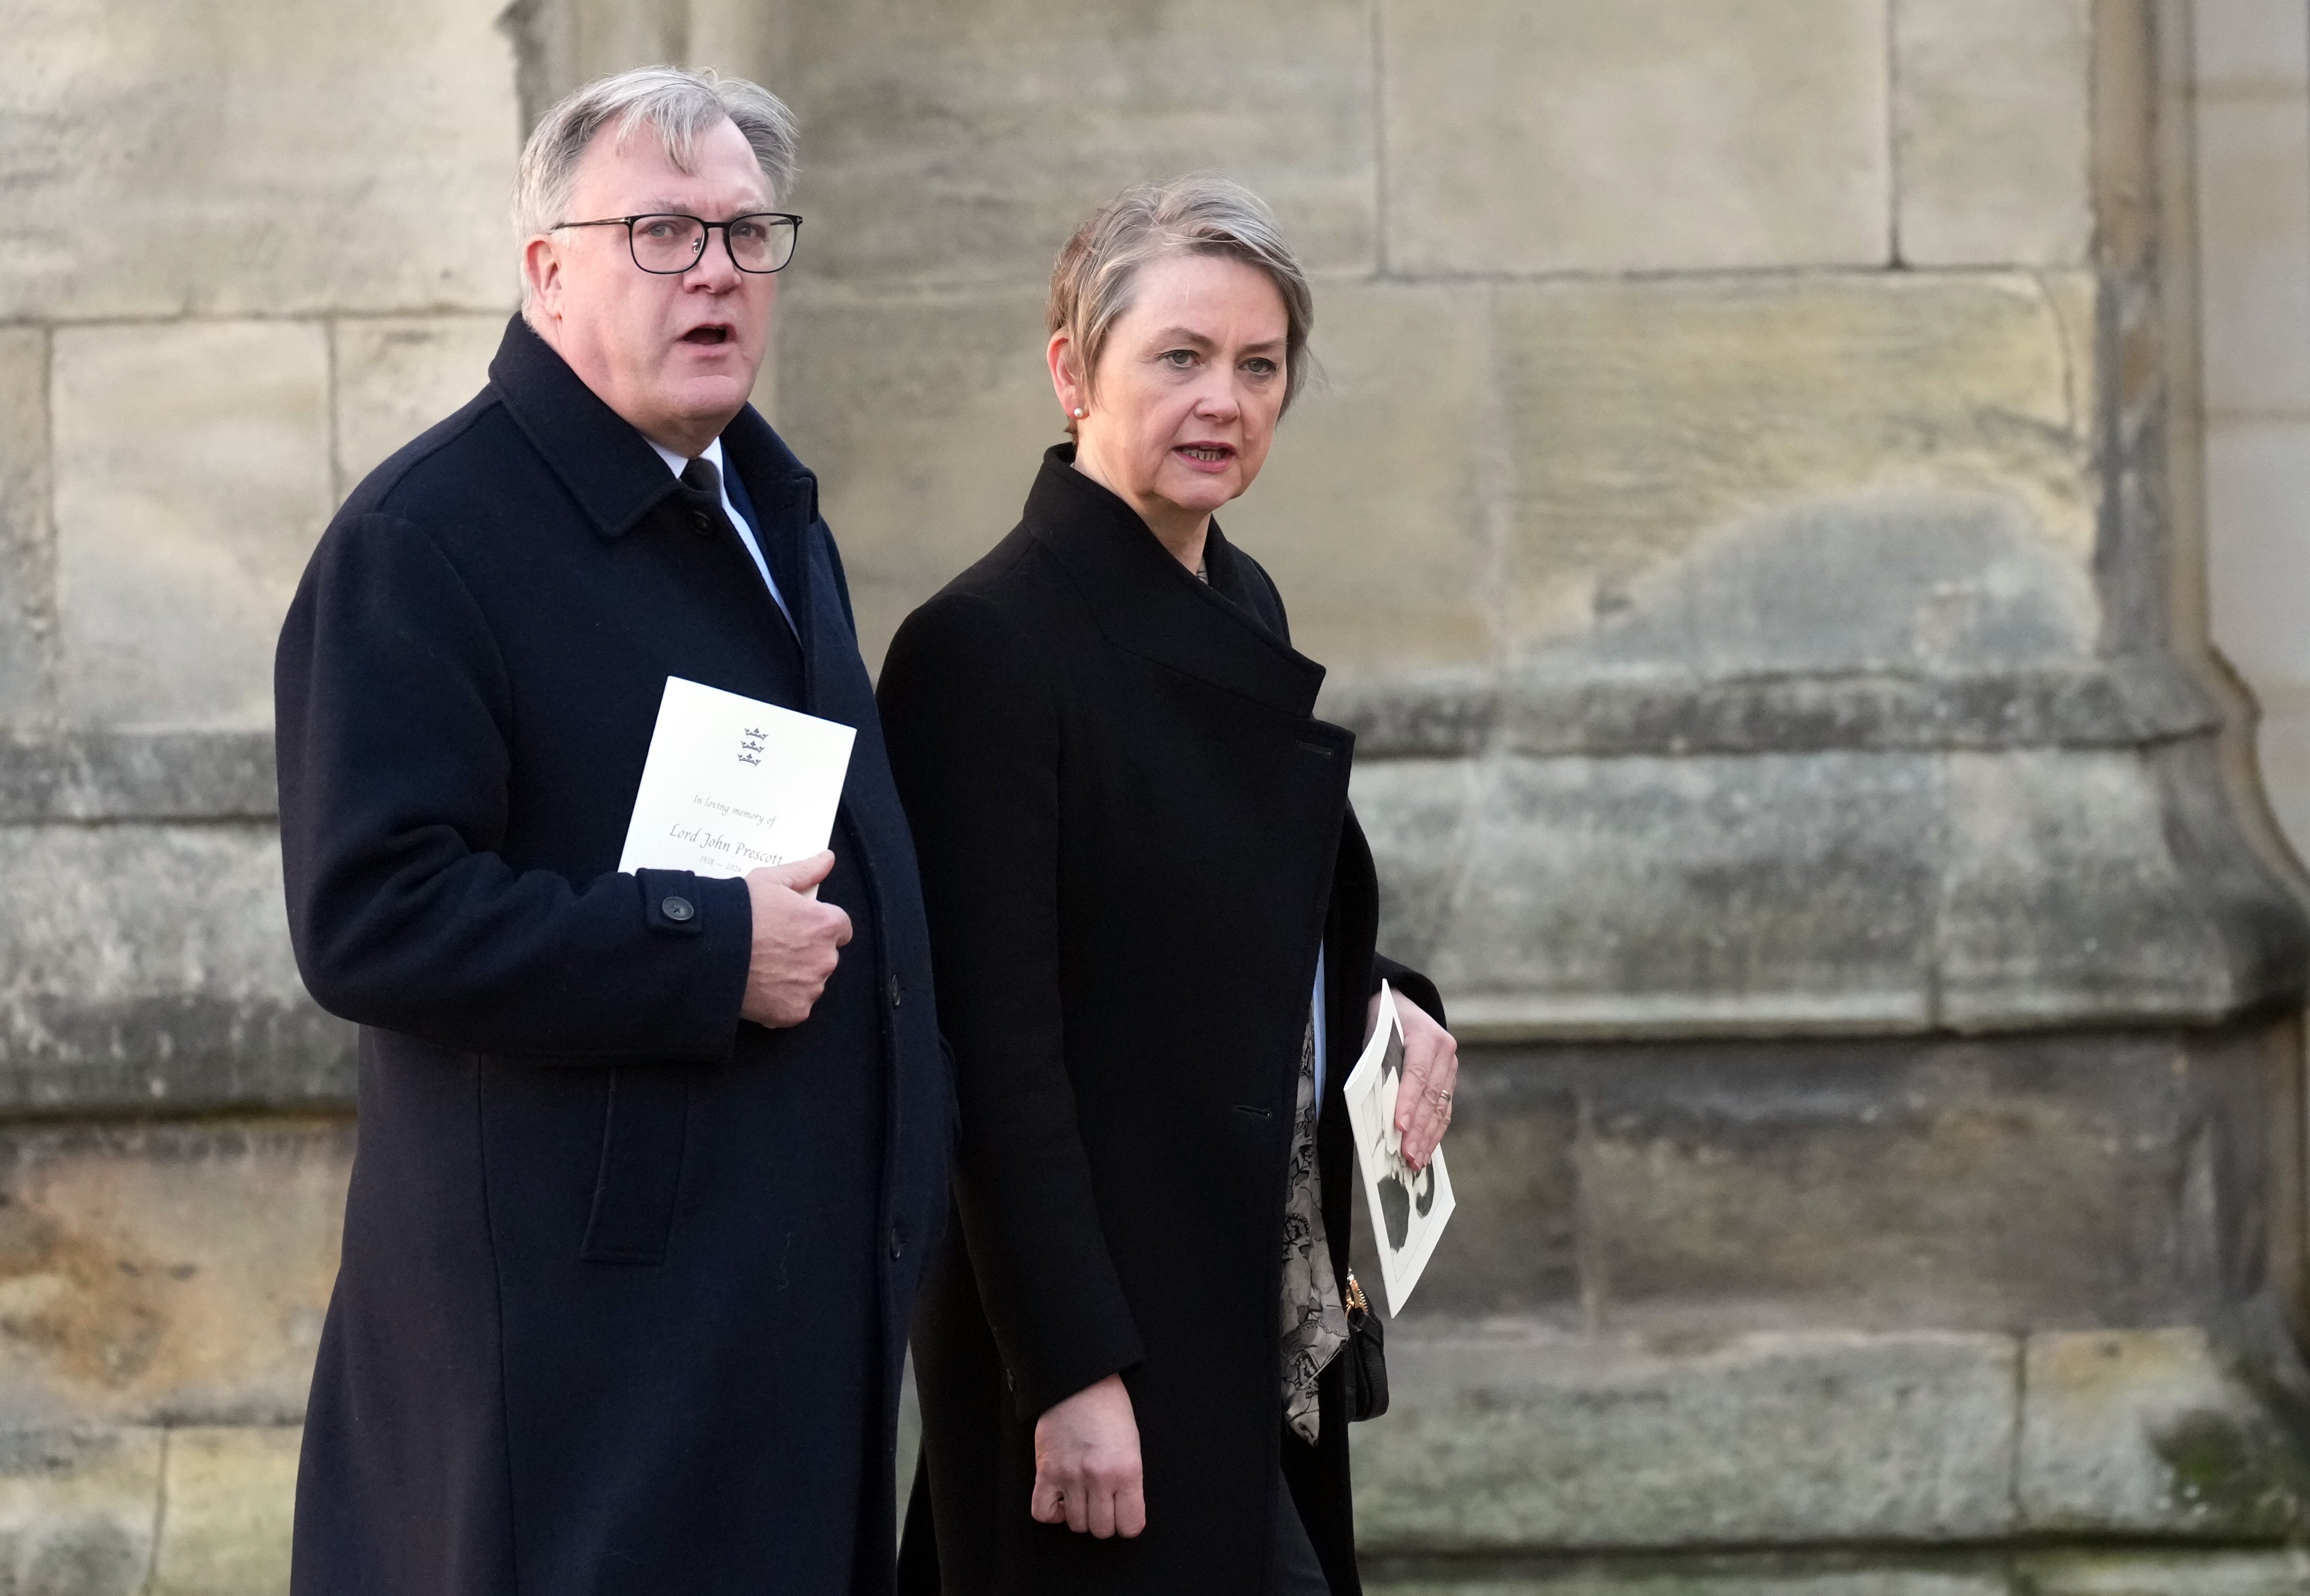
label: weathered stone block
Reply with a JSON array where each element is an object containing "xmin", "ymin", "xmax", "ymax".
[
  {"xmin": 150, "ymin": 1426, "xmax": 299, "ymax": 1596},
  {"xmin": 1351, "ymin": 1328, "xmax": 2018, "ymax": 1550},
  {"xmin": 779, "ymin": 0, "xmax": 1376, "ymax": 286},
  {"xmin": 1937, "ymin": 744, "xmax": 2306, "ymax": 1029},
  {"xmin": 52, "ymin": 320, "xmax": 332, "ymax": 730},
  {"xmin": 2194, "ymin": 0, "xmax": 2310, "ymax": 90},
  {"xmin": 1495, "ymin": 273, "xmax": 2096, "ymax": 657},
  {"xmin": 0, "ymin": 1120, "xmax": 347, "ymax": 1428},
  {"xmin": 0, "ymin": 823, "xmax": 351, "ymax": 1113},
  {"xmin": 0, "ymin": 1428, "xmax": 162, "ymax": 1596},
  {"xmin": 2018, "ymin": 1328, "xmax": 2310, "ymax": 1536},
  {"xmin": 1386, "ymin": 752, "xmax": 1940, "ymax": 1036},
  {"xmin": 1381, "ymin": 0, "xmax": 1889, "ymax": 274},
  {"xmin": 0, "ymin": 328, "xmax": 50, "ymax": 730},
  {"xmin": 2193, "ymin": 94, "xmax": 2310, "ymax": 417},
  {"xmin": 0, "ymin": 0, "xmax": 518, "ymax": 319},
  {"xmin": 1892, "ymin": 0, "xmax": 2094, "ymax": 267},
  {"xmin": 1364, "ymin": 1567, "xmax": 2010, "ymax": 1596},
  {"xmin": 1218, "ymin": 284, "xmax": 1493, "ymax": 674},
  {"xmin": 1572, "ymin": 1035, "xmax": 2205, "ymax": 1331},
  {"xmin": 2016, "ymin": 1548, "xmax": 2310, "ymax": 1596},
  {"xmin": 333, "ymin": 314, "xmax": 507, "ymax": 494},
  {"xmin": 775, "ymin": 286, "xmax": 1059, "ymax": 669}
]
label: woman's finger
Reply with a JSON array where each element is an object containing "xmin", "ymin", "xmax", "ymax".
[
  {"xmin": 1062, "ymin": 1480, "xmax": 1090, "ymax": 1534},
  {"xmin": 1029, "ymin": 1472, "xmax": 1065, "ymax": 1524},
  {"xmin": 1117, "ymin": 1480, "xmax": 1148, "ymax": 1538},
  {"xmin": 1087, "ymin": 1484, "xmax": 1119, "ymax": 1538}
]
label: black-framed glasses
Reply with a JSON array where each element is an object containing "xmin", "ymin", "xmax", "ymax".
[{"xmin": 551, "ymin": 212, "xmax": 802, "ymax": 274}]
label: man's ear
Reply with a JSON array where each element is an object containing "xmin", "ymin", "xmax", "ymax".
[{"xmin": 522, "ymin": 235, "xmax": 563, "ymax": 324}]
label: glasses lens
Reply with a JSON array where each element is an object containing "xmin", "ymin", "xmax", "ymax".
[
  {"xmin": 630, "ymin": 215, "xmax": 706, "ymax": 273},
  {"xmin": 727, "ymin": 215, "xmax": 798, "ymax": 273}
]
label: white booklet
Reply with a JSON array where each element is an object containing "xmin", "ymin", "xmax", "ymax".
[
  {"xmin": 1344, "ymin": 982, "xmax": 1457, "ymax": 1317},
  {"xmin": 616, "ymin": 677, "xmax": 856, "ymax": 880}
]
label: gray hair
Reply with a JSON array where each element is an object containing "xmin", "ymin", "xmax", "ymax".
[
  {"xmin": 514, "ymin": 65, "xmax": 798, "ymax": 265},
  {"xmin": 1049, "ymin": 175, "xmax": 1315, "ymax": 422}
]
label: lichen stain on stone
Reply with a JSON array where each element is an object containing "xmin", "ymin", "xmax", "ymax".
[
  {"xmin": 2149, "ymin": 1407, "xmax": 2309, "ymax": 1533},
  {"xmin": 0, "ymin": 1186, "xmax": 169, "ymax": 1391}
]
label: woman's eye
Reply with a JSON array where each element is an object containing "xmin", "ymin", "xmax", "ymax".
[
  {"xmin": 1243, "ymin": 358, "xmax": 1278, "ymax": 378},
  {"xmin": 1161, "ymin": 349, "xmax": 1196, "ymax": 368}
]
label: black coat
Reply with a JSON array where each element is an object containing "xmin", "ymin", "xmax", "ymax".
[
  {"xmin": 878, "ymin": 449, "xmax": 1442, "ymax": 1596},
  {"xmin": 274, "ymin": 315, "xmax": 949, "ymax": 1596}
]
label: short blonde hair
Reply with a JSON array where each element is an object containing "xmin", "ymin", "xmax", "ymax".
[{"xmin": 1048, "ymin": 175, "xmax": 1314, "ymax": 421}]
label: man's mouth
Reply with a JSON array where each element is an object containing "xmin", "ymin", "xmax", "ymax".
[{"xmin": 681, "ymin": 325, "xmax": 732, "ymax": 346}]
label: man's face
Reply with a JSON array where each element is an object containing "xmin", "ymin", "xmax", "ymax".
[{"xmin": 523, "ymin": 116, "xmax": 777, "ymax": 456}]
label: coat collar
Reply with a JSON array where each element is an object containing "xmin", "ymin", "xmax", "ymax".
[
  {"xmin": 1023, "ymin": 444, "xmax": 1327, "ymax": 719},
  {"xmin": 486, "ymin": 314, "xmax": 816, "ymax": 541}
]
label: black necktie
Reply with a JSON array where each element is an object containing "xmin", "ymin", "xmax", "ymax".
[{"xmin": 680, "ymin": 457, "xmax": 800, "ymax": 653}]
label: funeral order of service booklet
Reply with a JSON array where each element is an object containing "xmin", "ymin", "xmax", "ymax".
[{"xmin": 616, "ymin": 677, "xmax": 856, "ymax": 879}]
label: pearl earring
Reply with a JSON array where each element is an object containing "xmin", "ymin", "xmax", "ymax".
[{"xmin": 1072, "ymin": 407, "xmax": 1087, "ymax": 419}]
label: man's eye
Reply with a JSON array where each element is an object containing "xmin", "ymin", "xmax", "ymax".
[
  {"xmin": 640, "ymin": 221, "xmax": 679, "ymax": 240},
  {"xmin": 730, "ymin": 221, "xmax": 767, "ymax": 244}
]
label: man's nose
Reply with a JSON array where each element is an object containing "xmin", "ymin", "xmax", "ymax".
[{"xmin": 683, "ymin": 235, "xmax": 743, "ymax": 290}]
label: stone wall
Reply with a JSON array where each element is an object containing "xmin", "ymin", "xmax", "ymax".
[{"xmin": 2, "ymin": 0, "xmax": 2308, "ymax": 1591}]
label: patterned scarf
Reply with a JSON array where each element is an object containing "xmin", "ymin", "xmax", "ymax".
[{"xmin": 1279, "ymin": 1015, "xmax": 1348, "ymax": 1443}]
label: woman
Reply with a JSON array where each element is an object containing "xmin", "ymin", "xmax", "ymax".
[{"xmin": 880, "ymin": 176, "xmax": 1460, "ymax": 1596}]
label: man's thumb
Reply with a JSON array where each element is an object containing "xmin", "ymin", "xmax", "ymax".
[{"xmin": 764, "ymin": 850, "xmax": 836, "ymax": 891}]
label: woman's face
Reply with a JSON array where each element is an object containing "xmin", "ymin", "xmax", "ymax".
[{"xmin": 1056, "ymin": 252, "xmax": 1290, "ymax": 541}]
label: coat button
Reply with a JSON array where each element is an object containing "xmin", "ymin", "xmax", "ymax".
[
  {"xmin": 887, "ymin": 1225, "xmax": 904, "ymax": 1260},
  {"xmin": 689, "ymin": 510, "xmax": 713, "ymax": 535},
  {"xmin": 661, "ymin": 895, "xmax": 695, "ymax": 923},
  {"xmin": 888, "ymin": 974, "xmax": 903, "ymax": 1008}
]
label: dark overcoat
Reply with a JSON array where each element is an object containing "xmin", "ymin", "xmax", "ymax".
[
  {"xmin": 877, "ymin": 449, "xmax": 1443, "ymax": 1596},
  {"xmin": 274, "ymin": 315, "xmax": 950, "ymax": 1596}
]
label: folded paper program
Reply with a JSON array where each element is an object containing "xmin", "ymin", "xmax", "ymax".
[{"xmin": 617, "ymin": 676, "xmax": 856, "ymax": 879}]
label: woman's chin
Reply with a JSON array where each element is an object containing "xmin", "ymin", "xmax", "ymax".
[{"xmin": 1155, "ymin": 471, "xmax": 1245, "ymax": 517}]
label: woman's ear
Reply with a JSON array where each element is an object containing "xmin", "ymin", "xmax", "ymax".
[{"xmin": 1047, "ymin": 332, "xmax": 1088, "ymax": 427}]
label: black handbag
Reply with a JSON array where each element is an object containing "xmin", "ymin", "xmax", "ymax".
[{"xmin": 1342, "ymin": 1269, "xmax": 1388, "ymax": 1421}]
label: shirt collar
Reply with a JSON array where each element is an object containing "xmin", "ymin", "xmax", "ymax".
[{"xmin": 646, "ymin": 434, "xmax": 724, "ymax": 481}]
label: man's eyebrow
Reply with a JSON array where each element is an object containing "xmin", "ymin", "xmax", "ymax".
[{"xmin": 635, "ymin": 198, "xmax": 771, "ymax": 215}]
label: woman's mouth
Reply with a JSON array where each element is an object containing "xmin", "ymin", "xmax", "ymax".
[{"xmin": 1174, "ymin": 444, "xmax": 1234, "ymax": 469}]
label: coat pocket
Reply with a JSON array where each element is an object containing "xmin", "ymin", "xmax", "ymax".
[{"xmin": 578, "ymin": 1065, "xmax": 691, "ymax": 1264}]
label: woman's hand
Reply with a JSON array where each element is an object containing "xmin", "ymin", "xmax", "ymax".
[
  {"xmin": 1030, "ymin": 1373, "xmax": 1146, "ymax": 1538},
  {"xmin": 1372, "ymin": 991, "xmax": 1459, "ymax": 1171}
]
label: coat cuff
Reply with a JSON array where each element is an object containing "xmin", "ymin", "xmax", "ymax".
[
  {"xmin": 1372, "ymin": 953, "xmax": 1446, "ymax": 1030},
  {"xmin": 635, "ymin": 869, "xmax": 754, "ymax": 1060}
]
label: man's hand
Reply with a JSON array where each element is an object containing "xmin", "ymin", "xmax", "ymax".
[
  {"xmin": 740, "ymin": 852, "xmax": 852, "ymax": 1028},
  {"xmin": 1370, "ymin": 990, "xmax": 1459, "ymax": 1171},
  {"xmin": 1030, "ymin": 1373, "xmax": 1145, "ymax": 1538}
]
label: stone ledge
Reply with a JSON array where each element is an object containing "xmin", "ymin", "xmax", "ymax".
[
  {"xmin": 1357, "ymin": 735, "xmax": 2310, "ymax": 1041},
  {"xmin": 1351, "ymin": 1324, "xmax": 2310, "ymax": 1557},
  {"xmin": 0, "ymin": 731, "xmax": 275, "ymax": 824},
  {"xmin": 1360, "ymin": 1550, "xmax": 2310, "ymax": 1594},
  {"xmin": 0, "ymin": 658, "xmax": 2221, "ymax": 825},
  {"xmin": 1325, "ymin": 656, "xmax": 2218, "ymax": 763}
]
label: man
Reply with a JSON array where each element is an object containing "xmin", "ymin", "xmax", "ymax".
[{"xmin": 275, "ymin": 67, "xmax": 948, "ymax": 1595}]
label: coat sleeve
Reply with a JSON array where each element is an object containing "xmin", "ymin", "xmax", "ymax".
[
  {"xmin": 1372, "ymin": 955, "xmax": 1447, "ymax": 1029},
  {"xmin": 877, "ymin": 590, "xmax": 1146, "ymax": 1418},
  {"xmin": 273, "ymin": 511, "xmax": 752, "ymax": 1060}
]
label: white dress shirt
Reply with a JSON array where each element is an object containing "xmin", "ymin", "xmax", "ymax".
[{"xmin": 649, "ymin": 436, "xmax": 795, "ymax": 631}]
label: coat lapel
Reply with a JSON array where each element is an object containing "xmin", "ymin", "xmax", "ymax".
[{"xmin": 1023, "ymin": 446, "xmax": 1331, "ymax": 722}]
